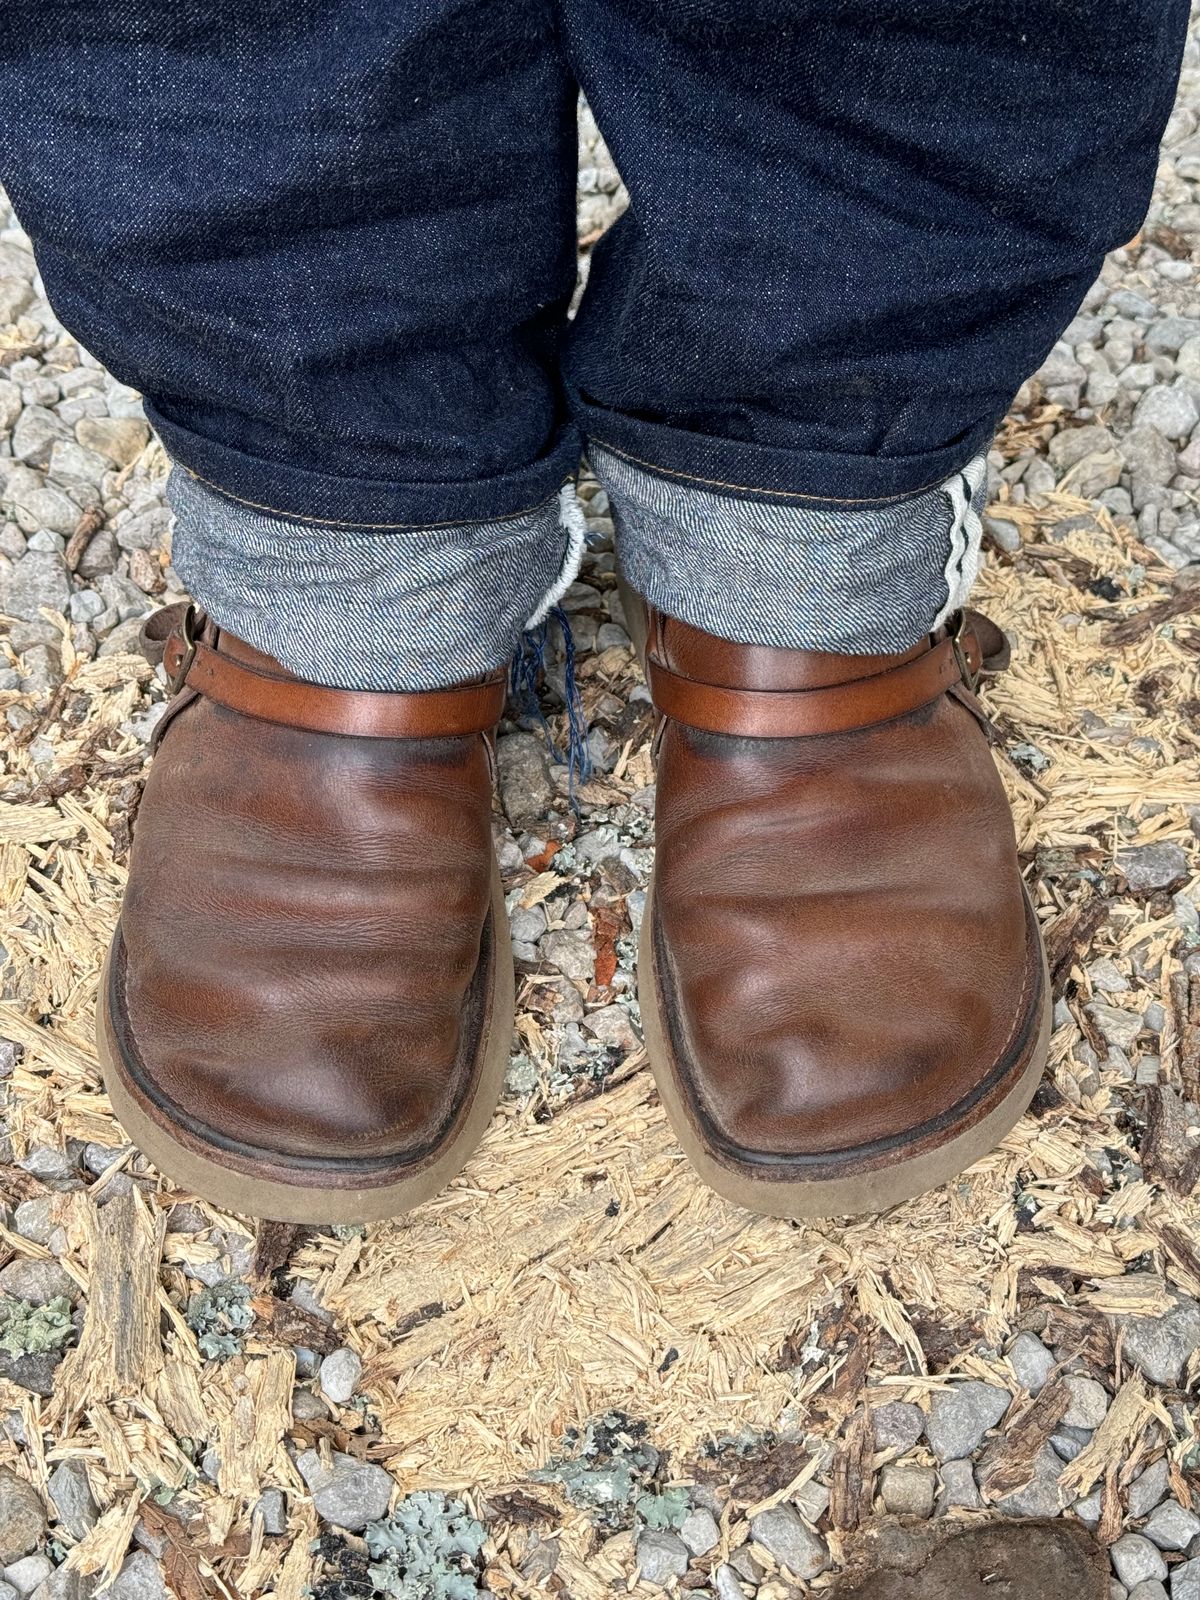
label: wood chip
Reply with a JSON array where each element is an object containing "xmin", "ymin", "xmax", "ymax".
[
  {"xmin": 1060, "ymin": 1376, "xmax": 1151, "ymax": 1499},
  {"xmin": 829, "ymin": 1405, "xmax": 874, "ymax": 1534},
  {"xmin": 54, "ymin": 1190, "xmax": 166, "ymax": 1414},
  {"xmin": 977, "ymin": 1377, "xmax": 1070, "ymax": 1501},
  {"xmin": 214, "ymin": 1351, "xmax": 296, "ymax": 1503}
]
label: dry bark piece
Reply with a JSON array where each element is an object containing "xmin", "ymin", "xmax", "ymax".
[
  {"xmin": 976, "ymin": 1377, "xmax": 1070, "ymax": 1502},
  {"xmin": 830, "ymin": 1405, "xmax": 874, "ymax": 1534},
  {"xmin": 53, "ymin": 1189, "xmax": 165, "ymax": 1413},
  {"xmin": 1043, "ymin": 893, "xmax": 1112, "ymax": 997},
  {"xmin": 1141, "ymin": 1087, "xmax": 1200, "ymax": 1197},
  {"xmin": 250, "ymin": 1222, "xmax": 303, "ymax": 1283},
  {"xmin": 250, "ymin": 1294, "xmax": 340, "ymax": 1356}
]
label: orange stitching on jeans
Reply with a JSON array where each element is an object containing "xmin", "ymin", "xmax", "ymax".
[
  {"xmin": 182, "ymin": 466, "xmax": 568, "ymax": 532},
  {"xmin": 587, "ymin": 437, "xmax": 963, "ymax": 507}
]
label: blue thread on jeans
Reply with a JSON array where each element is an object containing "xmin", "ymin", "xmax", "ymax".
[{"xmin": 510, "ymin": 605, "xmax": 592, "ymax": 806}]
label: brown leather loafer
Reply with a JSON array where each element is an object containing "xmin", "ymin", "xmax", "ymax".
[
  {"xmin": 622, "ymin": 578, "xmax": 1050, "ymax": 1218},
  {"xmin": 98, "ymin": 604, "xmax": 513, "ymax": 1223}
]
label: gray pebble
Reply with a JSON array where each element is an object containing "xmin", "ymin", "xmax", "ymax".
[
  {"xmin": 75, "ymin": 529, "xmax": 117, "ymax": 579},
  {"xmin": 113, "ymin": 511, "xmax": 168, "ymax": 554},
  {"xmin": 290, "ymin": 1387, "xmax": 329, "ymax": 1421},
  {"xmin": 81, "ymin": 1142, "xmax": 125, "ymax": 1177},
  {"xmin": 1073, "ymin": 1488, "xmax": 1103, "ymax": 1529},
  {"xmin": 95, "ymin": 1553, "xmax": 167, "ymax": 1600},
  {"xmin": 3, "ymin": 1559, "xmax": 51, "ymax": 1598},
  {"xmin": 1179, "ymin": 336, "xmax": 1200, "ymax": 382},
  {"xmin": 1038, "ymin": 343, "xmax": 1086, "ymax": 387},
  {"xmin": 1111, "ymin": 1535, "xmax": 1168, "ymax": 1588},
  {"xmin": 509, "ymin": 905, "xmax": 548, "ymax": 945},
  {"xmin": 1008, "ymin": 1331, "xmax": 1056, "ymax": 1394},
  {"xmin": 67, "ymin": 591, "xmax": 104, "ymax": 624},
  {"xmin": 496, "ymin": 733, "xmax": 553, "ymax": 827},
  {"xmin": 679, "ymin": 1507, "xmax": 719, "ymax": 1558},
  {"xmin": 872, "ymin": 1401, "xmax": 926, "ymax": 1453},
  {"xmin": 47, "ymin": 1459, "xmax": 98, "ymax": 1541},
  {"xmin": 983, "ymin": 510, "xmax": 1023, "ymax": 552},
  {"xmin": 572, "ymin": 825, "xmax": 622, "ymax": 865},
  {"xmin": 635, "ymin": 1530, "xmax": 688, "ymax": 1586},
  {"xmin": 936, "ymin": 1458, "xmax": 982, "ymax": 1513},
  {"xmin": 0, "ymin": 384, "xmax": 21, "ymax": 435},
  {"xmin": 1143, "ymin": 1500, "xmax": 1200, "ymax": 1552},
  {"xmin": 0, "ymin": 550, "xmax": 69, "ymax": 625},
  {"xmin": 103, "ymin": 384, "xmax": 146, "ymax": 422},
  {"xmin": 1129, "ymin": 1460, "xmax": 1171, "ymax": 1522},
  {"xmin": 1023, "ymin": 457, "xmax": 1058, "ymax": 495},
  {"xmin": 541, "ymin": 928, "xmax": 595, "ymax": 983},
  {"xmin": 1127, "ymin": 1582, "xmax": 1168, "ymax": 1600},
  {"xmin": 1172, "ymin": 1558, "xmax": 1200, "ymax": 1600},
  {"xmin": 791, "ymin": 1484, "xmax": 829, "ymax": 1535},
  {"xmin": 24, "ymin": 530, "xmax": 64, "ymax": 556},
  {"xmin": 0, "ymin": 1469, "xmax": 46, "ymax": 1564},
  {"xmin": 0, "ymin": 1260, "xmax": 76, "ymax": 1307},
  {"xmin": 879, "ymin": 1464, "xmax": 937, "ymax": 1519},
  {"xmin": 11, "ymin": 1200, "xmax": 64, "ymax": 1252},
  {"xmin": 1088, "ymin": 957, "xmax": 1129, "ymax": 994},
  {"xmin": 1147, "ymin": 317, "xmax": 1197, "ymax": 354},
  {"xmin": 1122, "ymin": 426, "xmax": 1179, "ymax": 487},
  {"xmin": 713, "ymin": 1566, "xmax": 747, "ymax": 1600},
  {"xmin": 0, "ymin": 525, "xmax": 26, "ymax": 561},
  {"xmin": 18, "ymin": 645, "xmax": 62, "ymax": 697},
  {"xmin": 749, "ymin": 1503, "xmax": 829, "ymax": 1579},
  {"xmin": 318, "ymin": 1347, "xmax": 361, "ymax": 1406},
  {"xmin": 1110, "ymin": 289, "xmax": 1159, "ymax": 321},
  {"xmin": 253, "ymin": 1488, "xmax": 287, "ymax": 1537},
  {"xmin": 924, "ymin": 1381, "xmax": 1009, "ymax": 1462},
  {"xmin": 294, "ymin": 1449, "xmax": 393, "ymax": 1531},
  {"xmin": 1085, "ymin": 1002, "xmax": 1143, "ymax": 1053},
  {"xmin": 29, "ymin": 1574, "xmax": 92, "ymax": 1600},
  {"xmin": 582, "ymin": 1005, "xmax": 640, "ymax": 1052},
  {"xmin": 1048, "ymin": 422, "xmax": 1114, "ymax": 471},
  {"xmin": 11, "ymin": 408, "xmax": 68, "ymax": 468},
  {"xmin": 17, "ymin": 1146, "xmax": 76, "ymax": 1184},
  {"xmin": 1051, "ymin": 1428, "xmax": 1089, "ymax": 1462},
  {"xmin": 1119, "ymin": 1299, "xmax": 1200, "ymax": 1387},
  {"xmin": 1119, "ymin": 842, "xmax": 1191, "ymax": 893},
  {"xmin": 74, "ymin": 417, "xmax": 148, "ymax": 468},
  {"xmin": 1063, "ymin": 1375, "xmax": 1110, "ymax": 1429},
  {"xmin": 726, "ymin": 1548, "xmax": 762, "ymax": 1584}
]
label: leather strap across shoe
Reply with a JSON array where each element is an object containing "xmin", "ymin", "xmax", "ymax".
[
  {"xmin": 643, "ymin": 609, "xmax": 1007, "ymax": 740},
  {"xmin": 98, "ymin": 603, "xmax": 514, "ymax": 1223},
  {"xmin": 622, "ymin": 576, "xmax": 1050, "ymax": 1219}
]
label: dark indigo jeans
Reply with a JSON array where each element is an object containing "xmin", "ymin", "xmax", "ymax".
[{"xmin": 0, "ymin": 1, "xmax": 1188, "ymax": 687}]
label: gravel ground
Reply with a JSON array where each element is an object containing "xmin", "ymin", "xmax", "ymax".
[{"xmin": 0, "ymin": 38, "xmax": 1197, "ymax": 1600}]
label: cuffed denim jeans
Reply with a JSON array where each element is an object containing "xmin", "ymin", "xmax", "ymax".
[{"xmin": 0, "ymin": 2, "xmax": 1188, "ymax": 688}]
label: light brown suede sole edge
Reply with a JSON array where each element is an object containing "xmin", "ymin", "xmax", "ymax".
[
  {"xmin": 96, "ymin": 859, "xmax": 514, "ymax": 1225},
  {"xmin": 639, "ymin": 873, "xmax": 1052, "ymax": 1220}
]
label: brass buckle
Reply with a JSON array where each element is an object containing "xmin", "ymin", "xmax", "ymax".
[
  {"xmin": 167, "ymin": 604, "xmax": 198, "ymax": 695},
  {"xmin": 948, "ymin": 611, "xmax": 979, "ymax": 693}
]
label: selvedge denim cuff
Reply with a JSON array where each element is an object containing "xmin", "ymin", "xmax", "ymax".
[
  {"xmin": 150, "ymin": 403, "xmax": 584, "ymax": 531},
  {"xmin": 592, "ymin": 444, "xmax": 988, "ymax": 656},
  {"xmin": 168, "ymin": 468, "xmax": 586, "ymax": 692}
]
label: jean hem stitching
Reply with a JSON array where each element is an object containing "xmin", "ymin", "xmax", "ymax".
[
  {"xmin": 587, "ymin": 437, "xmax": 971, "ymax": 508},
  {"xmin": 182, "ymin": 465, "xmax": 571, "ymax": 533}
]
